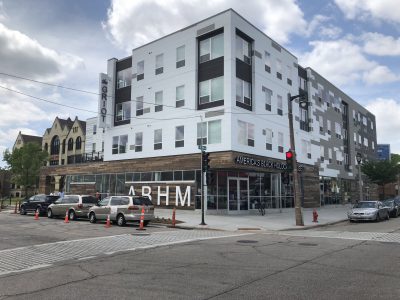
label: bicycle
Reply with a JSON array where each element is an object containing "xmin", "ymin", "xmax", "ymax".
[{"xmin": 256, "ymin": 199, "xmax": 266, "ymax": 216}]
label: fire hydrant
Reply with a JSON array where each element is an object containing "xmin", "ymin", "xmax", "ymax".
[{"xmin": 312, "ymin": 208, "xmax": 318, "ymax": 223}]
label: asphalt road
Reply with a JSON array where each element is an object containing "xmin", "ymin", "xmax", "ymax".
[{"xmin": 0, "ymin": 212, "xmax": 399, "ymax": 299}]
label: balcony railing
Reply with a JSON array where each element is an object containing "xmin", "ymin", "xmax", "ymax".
[{"xmin": 67, "ymin": 152, "xmax": 104, "ymax": 165}]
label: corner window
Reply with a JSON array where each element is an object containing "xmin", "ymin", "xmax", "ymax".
[
  {"xmin": 154, "ymin": 129, "xmax": 162, "ymax": 150},
  {"xmin": 176, "ymin": 45, "xmax": 185, "ymax": 68},
  {"xmin": 117, "ymin": 68, "xmax": 131, "ymax": 89},
  {"xmin": 135, "ymin": 132, "xmax": 143, "ymax": 152},
  {"xmin": 236, "ymin": 78, "xmax": 251, "ymax": 106},
  {"xmin": 197, "ymin": 120, "xmax": 221, "ymax": 145},
  {"xmin": 278, "ymin": 132, "xmax": 284, "ymax": 153},
  {"xmin": 175, "ymin": 126, "xmax": 184, "ymax": 148},
  {"xmin": 136, "ymin": 96, "xmax": 144, "ymax": 116},
  {"xmin": 199, "ymin": 33, "xmax": 224, "ymax": 63},
  {"xmin": 135, "ymin": 132, "xmax": 142, "ymax": 152},
  {"xmin": 155, "ymin": 91, "xmax": 163, "ymax": 112},
  {"xmin": 199, "ymin": 76, "xmax": 223, "ymax": 104},
  {"xmin": 238, "ymin": 120, "xmax": 254, "ymax": 147},
  {"xmin": 176, "ymin": 85, "xmax": 185, "ymax": 107},
  {"xmin": 112, "ymin": 135, "xmax": 128, "ymax": 154},
  {"xmin": 155, "ymin": 54, "xmax": 163, "ymax": 75},
  {"xmin": 236, "ymin": 35, "xmax": 251, "ymax": 65},
  {"xmin": 116, "ymin": 101, "xmax": 131, "ymax": 122},
  {"xmin": 137, "ymin": 61, "xmax": 144, "ymax": 81}
]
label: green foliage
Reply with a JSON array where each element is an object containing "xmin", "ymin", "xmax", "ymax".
[
  {"xmin": 3, "ymin": 143, "xmax": 48, "ymax": 194},
  {"xmin": 361, "ymin": 159, "xmax": 400, "ymax": 187},
  {"xmin": 391, "ymin": 153, "xmax": 400, "ymax": 164}
]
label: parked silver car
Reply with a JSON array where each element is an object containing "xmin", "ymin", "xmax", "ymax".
[
  {"xmin": 347, "ymin": 201, "xmax": 389, "ymax": 222},
  {"xmin": 88, "ymin": 195, "xmax": 154, "ymax": 226},
  {"xmin": 47, "ymin": 195, "xmax": 98, "ymax": 220}
]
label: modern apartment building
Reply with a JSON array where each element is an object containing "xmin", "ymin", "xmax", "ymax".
[{"xmin": 40, "ymin": 9, "xmax": 377, "ymax": 212}]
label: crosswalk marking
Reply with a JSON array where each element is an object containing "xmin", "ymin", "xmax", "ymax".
[
  {"xmin": 277, "ymin": 230, "xmax": 400, "ymax": 243},
  {"xmin": 0, "ymin": 230, "xmax": 250, "ymax": 277}
]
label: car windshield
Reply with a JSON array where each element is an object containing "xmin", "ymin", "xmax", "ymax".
[
  {"xmin": 354, "ymin": 202, "xmax": 376, "ymax": 208},
  {"xmin": 382, "ymin": 200, "xmax": 393, "ymax": 206}
]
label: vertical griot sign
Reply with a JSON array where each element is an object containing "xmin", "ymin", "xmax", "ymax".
[{"xmin": 98, "ymin": 73, "xmax": 109, "ymax": 128}]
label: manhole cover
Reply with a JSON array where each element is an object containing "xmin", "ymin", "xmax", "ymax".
[
  {"xmin": 237, "ymin": 240, "xmax": 258, "ymax": 244},
  {"xmin": 298, "ymin": 242, "xmax": 318, "ymax": 246}
]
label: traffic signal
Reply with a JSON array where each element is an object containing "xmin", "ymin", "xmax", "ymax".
[
  {"xmin": 202, "ymin": 151, "xmax": 210, "ymax": 172},
  {"xmin": 286, "ymin": 150, "xmax": 294, "ymax": 172}
]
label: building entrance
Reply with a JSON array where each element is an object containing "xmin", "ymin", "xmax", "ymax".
[{"xmin": 228, "ymin": 177, "xmax": 249, "ymax": 212}]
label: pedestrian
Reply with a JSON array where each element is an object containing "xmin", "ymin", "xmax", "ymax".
[
  {"xmin": 59, "ymin": 190, "xmax": 64, "ymax": 199},
  {"xmin": 95, "ymin": 191, "xmax": 101, "ymax": 202}
]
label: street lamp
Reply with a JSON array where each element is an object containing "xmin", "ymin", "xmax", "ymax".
[{"xmin": 287, "ymin": 93, "xmax": 307, "ymax": 226}]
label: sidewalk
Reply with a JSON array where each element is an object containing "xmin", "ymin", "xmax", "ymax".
[{"xmin": 155, "ymin": 205, "xmax": 351, "ymax": 231}]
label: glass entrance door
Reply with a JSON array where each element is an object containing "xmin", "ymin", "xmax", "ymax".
[{"xmin": 228, "ymin": 177, "xmax": 249, "ymax": 212}]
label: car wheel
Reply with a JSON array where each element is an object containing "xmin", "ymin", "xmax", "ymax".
[
  {"xmin": 68, "ymin": 210, "xmax": 76, "ymax": 221},
  {"xmin": 375, "ymin": 213, "xmax": 380, "ymax": 222},
  {"xmin": 89, "ymin": 212, "xmax": 97, "ymax": 224},
  {"xmin": 47, "ymin": 209, "xmax": 53, "ymax": 218},
  {"xmin": 116, "ymin": 214, "xmax": 126, "ymax": 227},
  {"xmin": 20, "ymin": 206, "xmax": 26, "ymax": 215},
  {"xmin": 143, "ymin": 220, "xmax": 150, "ymax": 227},
  {"xmin": 386, "ymin": 212, "xmax": 390, "ymax": 221}
]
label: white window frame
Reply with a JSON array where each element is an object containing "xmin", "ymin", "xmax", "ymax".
[
  {"xmin": 237, "ymin": 120, "xmax": 254, "ymax": 147},
  {"xmin": 175, "ymin": 126, "xmax": 184, "ymax": 148},
  {"xmin": 116, "ymin": 101, "xmax": 131, "ymax": 122},
  {"xmin": 117, "ymin": 68, "xmax": 132, "ymax": 89},
  {"xmin": 235, "ymin": 35, "xmax": 251, "ymax": 65},
  {"xmin": 155, "ymin": 91, "xmax": 163, "ymax": 112},
  {"xmin": 112, "ymin": 135, "xmax": 128, "ymax": 155},
  {"xmin": 236, "ymin": 78, "xmax": 251, "ymax": 105},
  {"xmin": 155, "ymin": 54, "xmax": 164, "ymax": 75},
  {"xmin": 199, "ymin": 33, "xmax": 224, "ymax": 63},
  {"xmin": 176, "ymin": 85, "xmax": 185, "ymax": 107},
  {"xmin": 265, "ymin": 128, "xmax": 272, "ymax": 150},
  {"xmin": 197, "ymin": 120, "xmax": 221, "ymax": 145},
  {"xmin": 199, "ymin": 76, "xmax": 224, "ymax": 104},
  {"xmin": 176, "ymin": 45, "xmax": 185, "ymax": 68},
  {"xmin": 135, "ymin": 132, "xmax": 143, "ymax": 152},
  {"xmin": 154, "ymin": 129, "xmax": 162, "ymax": 150}
]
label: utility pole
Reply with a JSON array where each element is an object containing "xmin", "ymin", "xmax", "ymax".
[
  {"xmin": 288, "ymin": 93, "xmax": 304, "ymax": 226},
  {"xmin": 356, "ymin": 152, "xmax": 363, "ymax": 202},
  {"xmin": 199, "ymin": 116, "xmax": 206, "ymax": 225}
]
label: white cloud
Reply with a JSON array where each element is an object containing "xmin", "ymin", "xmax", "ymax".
[
  {"xmin": 363, "ymin": 65, "xmax": 398, "ymax": 85},
  {"xmin": 0, "ymin": 22, "xmax": 84, "ymax": 82},
  {"xmin": 319, "ymin": 25, "xmax": 342, "ymax": 39},
  {"xmin": 366, "ymin": 98, "xmax": 400, "ymax": 154},
  {"xmin": 335, "ymin": 0, "xmax": 400, "ymax": 24},
  {"xmin": 0, "ymin": 1, "xmax": 7, "ymax": 21},
  {"xmin": 300, "ymin": 39, "xmax": 398, "ymax": 86},
  {"xmin": 103, "ymin": 0, "xmax": 307, "ymax": 51},
  {"xmin": 362, "ymin": 32, "xmax": 400, "ymax": 56}
]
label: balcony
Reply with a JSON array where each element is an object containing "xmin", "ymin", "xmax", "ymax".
[{"xmin": 66, "ymin": 152, "xmax": 104, "ymax": 165}]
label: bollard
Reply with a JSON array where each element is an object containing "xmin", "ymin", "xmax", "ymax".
[
  {"xmin": 172, "ymin": 207, "xmax": 176, "ymax": 228},
  {"xmin": 137, "ymin": 205, "xmax": 146, "ymax": 231}
]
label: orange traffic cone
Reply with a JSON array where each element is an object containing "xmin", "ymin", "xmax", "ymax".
[
  {"xmin": 64, "ymin": 210, "xmax": 69, "ymax": 223},
  {"xmin": 34, "ymin": 210, "xmax": 39, "ymax": 220},
  {"xmin": 137, "ymin": 205, "xmax": 146, "ymax": 231},
  {"xmin": 105, "ymin": 214, "xmax": 111, "ymax": 228}
]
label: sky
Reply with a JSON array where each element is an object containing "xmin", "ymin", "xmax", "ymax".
[{"xmin": 0, "ymin": 0, "xmax": 399, "ymax": 167}]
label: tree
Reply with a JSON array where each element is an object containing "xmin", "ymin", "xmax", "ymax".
[
  {"xmin": 3, "ymin": 142, "xmax": 48, "ymax": 198},
  {"xmin": 361, "ymin": 159, "xmax": 400, "ymax": 199}
]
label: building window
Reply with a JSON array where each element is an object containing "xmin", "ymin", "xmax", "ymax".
[
  {"xmin": 371, "ymin": 121, "xmax": 374, "ymax": 130},
  {"xmin": 335, "ymin": 122, "xmax": 342, "ymax": 139},
  {"xmin": 93, "ymin": 125, "xmax": 97, "ymax": 135},
  {"xmin": 236, "ymin": 78, "xmax": 251, "ymax": 106},
  {"xmin": 238, "ymin": 120, "xmax": 254, "ymax": 147},
  {"xmin": 287, "ymin": 65, "xmax": 292, "ymax": 85},
  {"xmin": 51, "ymin": 136, "xmax": 60, "ymax": 155},
  {"xmin": 136, "ymin": 96, "xmax": 144, "ymax": 116},
  {"xmin": 327, "ymin": 120, "xmax": 331, "ymax": 135},
  {"xmin": 176, "ymin": 85, "xmax": 185, "ymax": 107},
  {"xmin": 67, "ymin": 138, "xmax": 74, "ymax": 151},
  {"xmin": 155, "ymin": 54, "xmax": 163, "ymax": 75},
  {"xmin": 176, "ymin": 45, "xmax": 185, "ymax": 68},
  {"xmin": 372, "ymin": 141, "xmax": 375, "ymax": 150},
  {"xmin": 117, "ymin": 68, "xmax": 131, "ymax": 89},
  {"xmin": 328, "ymin": 148, "xmax": 333, "ymax": 163},
  {"xmin": 154, "ymin": 129, "xmax": 162, "ymax": 150},
  {"xmin": 364, "ymin": 137, "xmax": 368, "ymax": 147},
  {"xmin": 112, "ymin": 135, "xmax": 128, "ymax": 154},
  {"xmin": 362, "ymin": 116, "xmax": 367, "ymax": 126},
  {"xmin": 135, "ymin": 132, "xmax": 142, "ymax": 152},
  {"xmin": 264, "ymin": 128, "xmax": 272, "ymax": 150},
  {"xmin": 199, "ymin": 33, "xmax": 224, "ymax": 63},
  {"xmin": 299, "ymin": 77, "xmax": 307, "ymax": 91},
  {"xmin": 137, "ymin": 60, "xmax": 144, "ymax": 81},
  {"xmin": 277, "ymin": 95, "xmax": 283, "ymax": 116},
  {"xmin": 318, "ymin": 86, "xmax": 323, "ymax": 102},
  {"xmin": 320, "ymin": 145, "xmax": 325, "ymax": 161},
  {"xmin": 197, "ymin": 120, "xmax": 221, "ymax": 145},
  {"xmin": 155, "ymin": 91, "xmax": 163, "ymax": 112},
  {"xmin": 235, "ymin": 35, "xmax": 251, "ymax": 65},
  {"xmin": 276, "ymin": 59, "xmax": 282, "ymax": 79},
  {"xmin": 199, "ymin": 76, "xmax": 223, "ymax": 104},
  {"xmin": 263, "ymin": 87, "xmax": 272, "ymax": 111},
  {"xmin": 264, "ymin": 51, "xmax": 271, "ymax": 73},
  {"xmin": 116, "ymin": 101, "xmax": 131, "ymax": 121},
  {"xmin": 76, "ymin": 136, "xmax": 82, "ymax": 150},
  {"xmin": 301, "ymin": 139, "xmax": 311, "ymax": 159},
  {"xmin": 319, "ymin": 116, "xmax": 324, "ymax": 132},
  {"xmin": 278, "ymin": 132, "xmax": 284, "ymax": 153},
  {"xmin": 300, "ymin": 108, "xmax": 309, "ymax": 131},
  {"xmin": 175, "ymin": 126, "xmax": 184, "ymax": 148},
  {"xmin": 92, "ymin": 143, "xmax": 96, "ymax": 153}
]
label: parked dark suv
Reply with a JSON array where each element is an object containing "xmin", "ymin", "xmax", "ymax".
[{"xmin": 20, "ymin": 194, "xmax": 60, "ymax": 216}]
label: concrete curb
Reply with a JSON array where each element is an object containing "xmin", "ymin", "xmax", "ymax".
[{"xmin": 278, "ymin": 219, "xmax": 348, "ymax": 231}]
